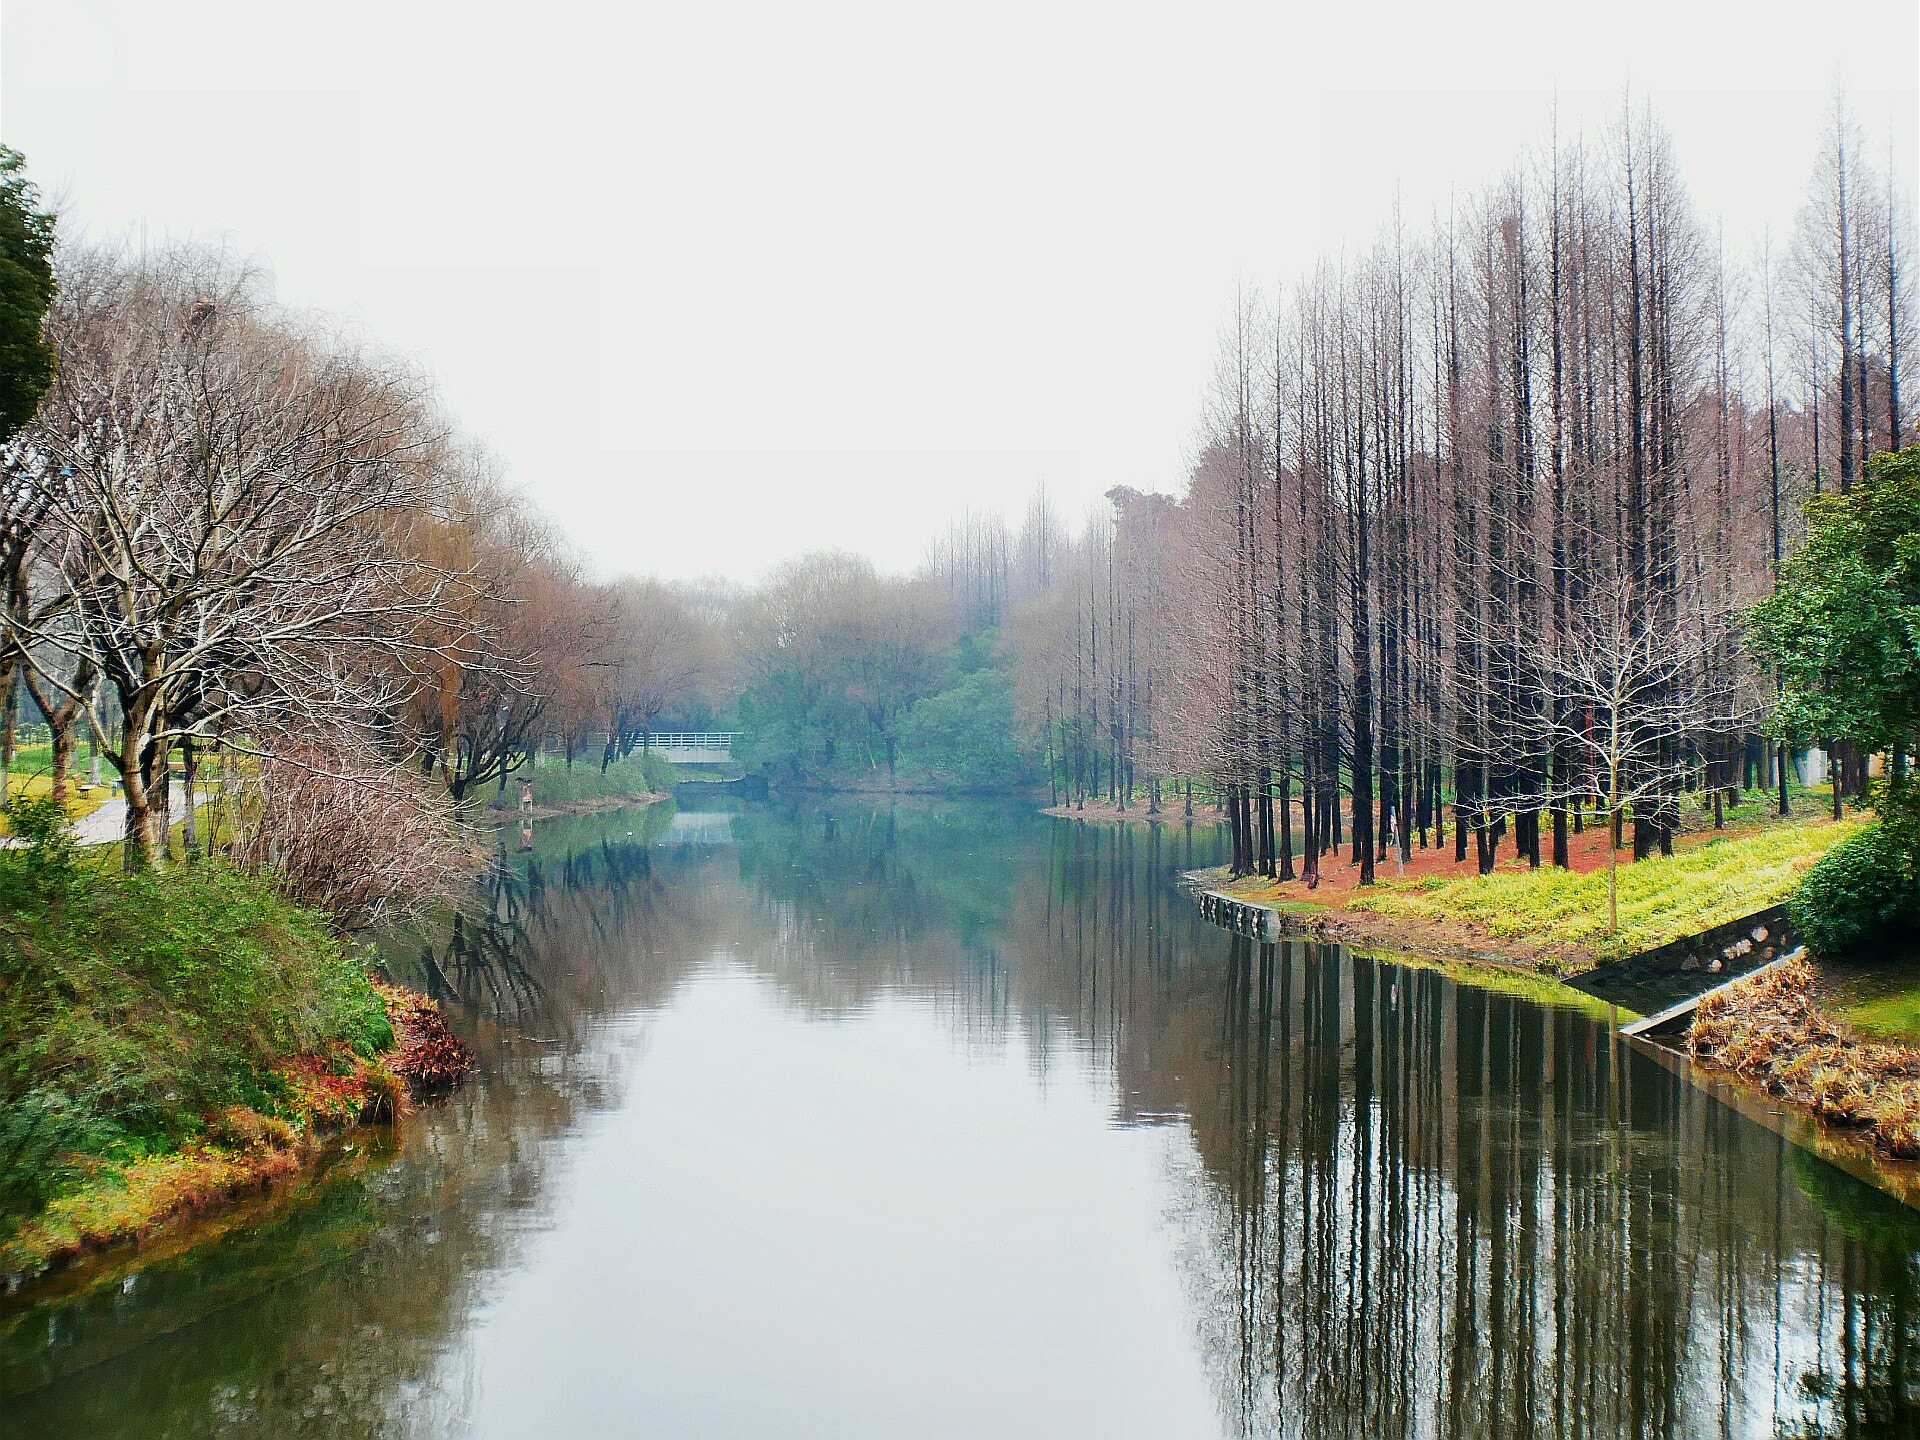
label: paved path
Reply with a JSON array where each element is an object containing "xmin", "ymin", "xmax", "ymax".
[{"xmin": 2, "ymin": 788, "xmax": 206, "ymax": 848}]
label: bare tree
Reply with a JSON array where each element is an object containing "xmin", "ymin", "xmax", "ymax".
[
  {"xmin": 228, "ymin": 738, "xmax": 468, "ymax": 929},
  {"xmin": 19, "ymin": 247, "xmax": 469, "ymax": 866},
  {"xmin": 1538, "ymin": 589, "xmax": 1755, "ymax": 931},
  {"xmin": 594, "ymin": 577, "xmax": 707, "ymax": 767}
]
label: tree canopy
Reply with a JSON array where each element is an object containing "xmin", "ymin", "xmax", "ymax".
[
  {"xmin": 0, "ymin": 147, "xmax": 56, "ymax": 439},
  {"xmin": 1750, "ymin": 445, "xmax": 1920, "ymax": 761}
]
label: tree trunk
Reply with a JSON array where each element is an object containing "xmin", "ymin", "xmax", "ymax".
[
  {"xmin": 181, "ymin": 734, "xmax": 198, "ymax": 855},
  {"xmin": 50, "ymin": 721, "xmax": 72, "ymax": 806},
  {"xmin": 0, "ymin": 680, "xmax": 14, "ymax": 807},
  {"xmin": 1276, "ymin": 756, "xmax": 1295, "ymax": 882},
  {"xmin": 120, "ymin": 707, "xmax": 159, "ymax": 873}
]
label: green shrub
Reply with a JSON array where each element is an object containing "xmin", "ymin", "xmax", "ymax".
[
  {"xmin": 898, "ymin": 671, "xmax": 1032, "ymax": 790},
  {"xmin": 0, "ymin": 859, "xmax": 392, "ymax": 1224},
  {"xmin": 526, "ymin": 749, "xmax": 678, "ymax": 806},
  {"xmin": 5, "ymin": 791, "xmax": 73, "ymax": 882},
  {"xmin": 1789, "ymin": 823, "xmax": 1920, "ymax": 960},
  {"xmin": 0, "ymin": 1088, "xmax": 107, "ymax": 1216}
]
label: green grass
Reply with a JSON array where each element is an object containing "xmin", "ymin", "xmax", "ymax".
[
  {"xmin": 1814, "ymin": 946, "xmax": 1920, "ymax": 1044},
  {"xmin": 0, "ymin": 851, "xmax": 390, "ymax": 1233},
  {"xmin": 521, "ymin": 750, "xmax": 678, "ymax": 808},
  {"xmin": 3, "ymin": 738, "xmax": 238, "ymax": 832},
  {"xmin": 2, "ymin": 744, "xmax": 112, "ymax": 829},
  {"xmin": 1834, "ymin": 988, "xmax": 1920, "ymax": 1042},
  {"xmin": 1678, "ymin": 779, "xmax": 1831, "ymax": 832},
  {"xmin": 1347, "ymin": 817, "xmax": 1863, "ymax": 964}
]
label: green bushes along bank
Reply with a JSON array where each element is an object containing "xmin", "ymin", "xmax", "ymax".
[
  {"xmin": 0, "ymin": 815, "xmax": 430, "ymax": 1276},
  {"xmin": 1789, "ymin": 822, "xmax": 1920, "ymax": 961}
]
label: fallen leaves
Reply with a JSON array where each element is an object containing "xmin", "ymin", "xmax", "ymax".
[{"xmin": 1690, "ymin": 957, "xmax": 1920, "ymax": 1158}]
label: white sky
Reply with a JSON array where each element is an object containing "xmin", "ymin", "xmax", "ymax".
[{"xmin": 3, "ymin": 1, "xmax": 1916, "ymax": 583}]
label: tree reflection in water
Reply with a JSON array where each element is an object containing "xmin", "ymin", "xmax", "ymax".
[
  {"xmin": 726, "ymin": 804, "xmax": 1920, "ymax": 1438},
  {"xmin": 1, "ymin": 800, "xmax": 1916, "ymax": 1438},
  {"xmin": 1173, "ymin": 936, "xmax": 1920, "ymax": 1438}
]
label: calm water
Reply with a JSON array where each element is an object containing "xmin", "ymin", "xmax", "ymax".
[{"xmin": 4, "ymin": 799, "xmax": 1919, "ymax": 1438}]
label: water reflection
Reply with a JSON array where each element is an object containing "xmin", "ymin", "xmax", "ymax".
[
  {"xmin": 1, "ymin": 799, "xmax": 1916, "ymax": 1437},
  {"xmin": 1176, "ymin": 936, "xmax": 1920, "ymax": 1438}
]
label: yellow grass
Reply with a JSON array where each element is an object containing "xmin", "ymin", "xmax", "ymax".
[
  {"xmin": 1347, "ymin": 818, "xmax": 1860, "ymax": 962},
  {"xmin": 1, "ymin": 771, "xmax": 111, "ymax": 828}
]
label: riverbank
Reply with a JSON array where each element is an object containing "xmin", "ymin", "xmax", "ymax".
[
  {"xmin": 515, "ymin": 750, "xmax": 680, "ymax": 821},
  {"xmin": 1176, "ymin": 805, "xmax": 1920, "ymax": 1191},
  {"xmin": 509, "ymin": 790, "xmax": 671, "ymax": 823},
  {"xmin": 1, "ymin": 985, "xmax": 471, "ymax": 1285},
  {"xmin": 0, "ymin": 857, "xmax": 472, "ymax": 1286},
  {"xmin": 1190, "ymin": 813, "xmax": 1856, "ymax": 974},
  {"xmin": 1690, "ymin": 957, "xmax": 1920, "ymax": 1159},
  {"xmin": 1041, "ymin": 800, "xmax": 1193, "ymax": 824}
]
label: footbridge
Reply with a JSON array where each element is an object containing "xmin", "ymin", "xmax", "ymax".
[{"xmin": 647, "ymin": 733, "xmax": 740, "ymax": 766}]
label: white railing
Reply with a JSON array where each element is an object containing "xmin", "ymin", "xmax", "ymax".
[{"xmin": 646, "ymin": 733, "xmax": 738, "ymax": 751}]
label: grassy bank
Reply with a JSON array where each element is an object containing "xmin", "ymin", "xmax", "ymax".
[
  {"xmin": 521, "ymin": 750, "xmax": 678, "ymax": 810},
  {"xmin": 1, "ymin": 743, "xmax": 111, "ymax": 829},
  {"xmin": 0, "ymin": 850, "xmax": 467, "ymax": 1281},
  {"xmin": 1205, "ymin": 812, "xmax": 1858, "ymax": 972},
  {"xmin": 1348, "ymin": 819, "xmax": 1859, "ymax": 965},
  {"xmin": 1821, "ymin": 964, "xmax": 1920, "ymax": 1044}
]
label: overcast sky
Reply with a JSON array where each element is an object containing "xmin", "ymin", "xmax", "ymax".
[{"xmin": 3, "ymin": 2, "xmax": 1916, "ymax": 583}]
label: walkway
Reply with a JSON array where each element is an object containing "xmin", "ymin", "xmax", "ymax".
[{"xmin": 2, "ymin": 789, "xmax": 206, "ymax": 848}]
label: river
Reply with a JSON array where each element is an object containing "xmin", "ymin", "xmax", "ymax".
[{"xmin": 3, "ymin": 799, "xmax": 1918, "ymax": 1437}]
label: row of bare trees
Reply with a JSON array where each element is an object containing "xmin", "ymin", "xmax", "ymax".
[
  {"xmin": 0, "ymin": 245, "xmax": 713, "ymax": 881},
  {"xmin": 1011, "ymin": 96, "xmax": 1915, "ymax": 884}
]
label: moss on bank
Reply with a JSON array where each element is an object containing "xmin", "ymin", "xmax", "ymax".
[
  {"xmin": 1826, "ymin": 978, "xmax": 1920, "ymax": 1044},
  {"xmin": 0, "ymin": 855, "xmax": 469, "ymax": 1282}
]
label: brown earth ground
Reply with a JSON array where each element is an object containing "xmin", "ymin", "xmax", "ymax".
[{"xmin": 1218, "ymin": 814, "xmax": 1673, "ymax": 974}]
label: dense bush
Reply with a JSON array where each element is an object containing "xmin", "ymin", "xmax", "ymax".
[
  {"xmin": 897, "ymin": 670, "xmax": 1031, "ymax": 791},
  {"xmin": 5, "ymin": 791, "xmax": 74, "ymax": 881},
  {"xmin": 0, "ymin": 856, "xmax": 392, "ymax": 1219},
  {"xmin": 527, "ymin": 748, "xmax": 678, "ymax": 806},
  {"xmin": 1788, "ymin": 823, "xmax": 1920, "ymax": 960},
  {"xmin": 229, "ymin": 743, "xmax": 469, "ymax": 930}
]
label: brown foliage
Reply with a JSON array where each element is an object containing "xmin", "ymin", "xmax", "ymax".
[
  {"xmin": 375, "ymin": 981, "xmax": 476, "ymax": 1092},
  {"xmin": 1690, "ymin": 957, "xmax": 1920, "ymax": 1157},
  {"xmin": 228, "ymin": 742, "xmax": 473, "ymax": 930}
]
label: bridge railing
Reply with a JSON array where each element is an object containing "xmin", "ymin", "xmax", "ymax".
[{"xmin": 646, "ymin": 733, "xmax": 739, "ymax": 751}]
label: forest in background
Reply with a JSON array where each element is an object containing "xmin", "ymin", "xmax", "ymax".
[
  {"xmin": 1104, "ymin": 96, "xmax": 1915, "ymax": 883},
  {"xmin": 686, "ymin": 95, "xmax": 1919, "ymax": 882},
  {"xmin": 4, "ymin": 95, "xmax": 1914, "ymax": 881}
]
